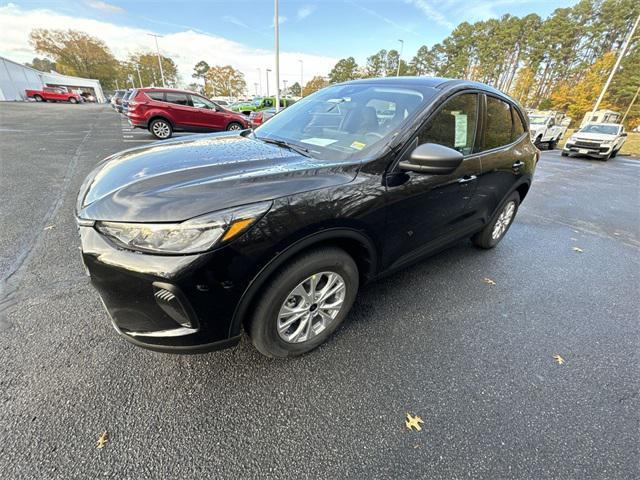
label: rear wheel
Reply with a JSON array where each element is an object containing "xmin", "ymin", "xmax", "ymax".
[
  {"xmin": 472, "ymin": 192, "xmax": 520, "ymax": 249},
  {"xmin": 561, "ymin": 151, "xmax": 569, "ymax": 157},
  {"xmin": 33, "ymin": 94, "xmax": 43, "ymax": 102},
  {"xmin": 149, "ymin": 118, "xmax": 173, "ymax": 139},
  {"xmin": 226, "ymin": 122, "xmax": 243, "ymax": 131},
  {"xmin": 548, "ymin": 139, "xmax": 557, "ymax": 150},
  {"xmin": 249, "ymin": 247, "xmax": 359, "ymax": 358}
]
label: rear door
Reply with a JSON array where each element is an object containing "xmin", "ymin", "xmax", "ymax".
[
  {"xmin": 164, "ymin": 92, "xmax": 196, "ymax": 128},
  {"xmin": 472, "ymin": 94, "xmax": 528, "ymax": 222},
  {"xmin": 383, "ymin": 91, "xmax": 483, "ymax": 267},
  {"xmin": 190, "ymin": 94, "xmax": 225, "ymax": 130}
]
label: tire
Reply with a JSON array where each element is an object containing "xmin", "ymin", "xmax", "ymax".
[
  {"xmin": 611, "ymin": 148, "xmax": 618, "ymax": 158},
  {"xmin": 149, "ymin": 118, "xmax": 173, "ymax": 139},
  {"xmin": 561, "ymin": 151, "xmax": 569, "ymax": 157},
  {"xmin": 534, "ymin": 136, "xmax": 543, "ymax": 148},
  {"xmin": 472, "ymin": 192, "xmax": 520, "ymax": 249},
  {"xmin": 249, "ymin": 247, "xmax": 359, "ymax": 358},
  {"xmin": 34, "ymin": 95, "xmax": 43, "ymax": 102},
  {"xmin": 68, "ymin": 97, "xmax": 77, "ymax": 104},
  {"xmin": 226, "ymin": 122, "xmax": 243, "ymax": 131},
  {"xmin": 548, "ymin": 139, "xmax": 557, "ymax": 150}
]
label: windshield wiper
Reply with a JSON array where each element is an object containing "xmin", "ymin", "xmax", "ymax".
[{"xmin": 256, "ymin": 136, "xmax": 312, "ymax": 157}]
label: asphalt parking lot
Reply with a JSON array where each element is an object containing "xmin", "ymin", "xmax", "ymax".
[{"xmin": 0, "ymin": 102, "xmax": 638, "ymax": 479}]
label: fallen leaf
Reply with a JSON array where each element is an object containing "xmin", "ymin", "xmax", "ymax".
[
  {"xmin": 572, "ymin": 247, "xmax": 584, "ymax": 253},
  {"xmin": 553, "ymin": 354, "xmax": 565, "ymax": 365},
  {"xmin": 43, "ymin": 225, "xmax": 55, "ymax": 230},
  {"xmin": 405, "ymin": 413, "xmax": 424, "ymax": 431},
  {"xmin": 96, "ymin": 431, "xmax": 108, "ymax": 449},
  {"xmin": 483, "ymin": 278, "xmax": 496, "ymax": 286}
]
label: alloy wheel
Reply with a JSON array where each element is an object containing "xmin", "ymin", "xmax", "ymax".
[
  {"xmin": 152, "ymin": 121, "xmax": 170, "ymax": 138},
  {"xmin": 277, "ymin": 271, "xmax": 346, "ymax": 344},
  {"xmin": 227, "ymin": 123, "xmax": 242, "ymax": 131},
  {"xmin": 491, "ymin": 201, "xmax": 516, "ymax": 240}
]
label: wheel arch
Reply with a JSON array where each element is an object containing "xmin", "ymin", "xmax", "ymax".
[
  {"xmin": 148, "ymin": 114, "xmax": 174, "ymax": 128},
  {"xmin": 229, "ymin": 228, "xmax": 378, "ymax": 337}
]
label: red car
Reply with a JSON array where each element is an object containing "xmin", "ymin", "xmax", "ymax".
[
  {"xmin": 26, "ymin": 87, "xmax": 82, "ymax": 103},
  {"xmin": 127, "ymin": 88, "xmax": 249, "ymax": 139}
]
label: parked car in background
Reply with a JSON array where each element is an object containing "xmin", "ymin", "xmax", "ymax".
[
  {"xmin": 249, "ymin": 108, "xmax": 277, "ymax": 128},
  {"xmin": 562, "ymin": 123, "xmax": 626, "ymax": 160},
  {"xmin": 26, "ymin": 87, "xmax": 82, "ymax": 104},
  {"xmin": 110, "ymin": 90, "xmax": 126, "ymax": 110},
  {"xmin": 120, "ymin": 90, "xmax": 135, "ymax": 115},
  {"xmin": 76, "ymin": 77, "xmax": 537, "ymax": 357},
  {"xmin": 527, "ymin": 111, "xmax": 569, "ymax": 149},
  {"xmin": 126, "ymin": 87, "xmax": 249, "ymax": 139},
  {"xmin": 231, "ymin": 96, "xmax": 296, "ymax": 115}
]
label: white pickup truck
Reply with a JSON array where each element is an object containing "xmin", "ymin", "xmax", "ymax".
[
  {"xmin": 562, "ymin": 123, "xmax": 627, "ymax": 160},
  {"xmin": 528, "ymin": 112, "xmax": 570, "ymax": 149}
]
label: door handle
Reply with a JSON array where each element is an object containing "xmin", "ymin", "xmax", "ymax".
[
  {"xmin": 512, "ymin": 161, "xmax": 525, "ymax": 168},
  {"xmin": 458, "ymin": 175, "xmax": 477, "ymax": 184}
]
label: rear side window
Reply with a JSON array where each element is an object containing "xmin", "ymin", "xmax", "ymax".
[
  {"xmin": 146, "ymin": 91, "xmax": 165, "ymax": 101},
  {"xmin": 418, "ymin": 93, "xmax": 479, "ymax": 155},
  {"xmin": 165, "ymin": 92, "xmax": 192, "ymax": 106},
  {"xmin": 511, "ymin": 108, "xmax": 526, "ymax": 141},
  {"xmin": 483, "ymin": 96, "xmax": 513, "ymax": 150}
]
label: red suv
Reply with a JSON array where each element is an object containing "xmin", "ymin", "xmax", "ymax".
[{"xmin": 127, "ymin": 88, "xmax": 249, "ymax": 139}]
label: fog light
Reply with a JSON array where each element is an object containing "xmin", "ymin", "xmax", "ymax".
[{"xmin": 152, "ymin": 283, "xmax": 196, "ymax": 329}]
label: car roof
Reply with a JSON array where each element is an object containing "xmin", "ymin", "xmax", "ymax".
[
  {"xmin": 139, "ymin": 87, "xmax": 201, "ymax": 95},
  {"xmin": 336, "ymin": 76, "xmax": 514, "ymax": 102},
  {"xmin": 584, "ymin": 122, "xmax": 621, "ymax": 127}
]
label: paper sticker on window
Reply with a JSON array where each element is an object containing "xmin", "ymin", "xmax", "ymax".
[
  {"xmin": 350, "ymin": 141, "xmax": 366, "ymax": 150},
  {"xmin": 454, "ymin": 113, "xmax": 468, "ymax": 148}
]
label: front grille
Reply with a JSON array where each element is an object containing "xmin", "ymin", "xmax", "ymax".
[{"xmin": 574, "ymin": 140, "xmax": 601, "ymax": 149}]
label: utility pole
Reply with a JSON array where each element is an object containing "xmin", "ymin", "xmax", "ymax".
[
  {"xmin": 274, "ymin": 0, "xmax": 281, "ymax": 112},
  {"xmin": 266, "ymin": 68, "xmax": 271, "ymax": 97},
  {"xmin": 298, "ymin": 59, "xmax": 303, "ymax": 97},
  {"xmin": 135, "ymin": 64, "xmax": 143, "ymax": 88},
  {"xmin": 397, "ymin": 39, "xmax": 404, "ymax": 77},
  {"xmin": 147, "ymin": 33, "xmax": 166, "ymax": 87},
  {"xmin": 591, "ymin": 14, "xmax": 639, "ymax": 115},
  {"xmin": 621, "ymin": 85, "xmax": 640, "ymax": 124}
]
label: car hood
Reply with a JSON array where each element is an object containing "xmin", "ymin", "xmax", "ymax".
[
  {"xmin": 572, "ymin": 132, "xmax": 617, "ymax": 141},
  {"xmin": 77, "ymin": 133, "xmax": 359, "ymax": 222}
]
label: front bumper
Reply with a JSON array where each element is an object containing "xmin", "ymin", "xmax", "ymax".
[
  {"xmin": 563, "ymin": 142, "xmax": 613, "ymax": 158},
  {"xmin": 79, "ymin": 226, "xmax": 243, "ymax": 353}
]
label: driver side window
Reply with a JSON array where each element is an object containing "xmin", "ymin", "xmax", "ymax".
[
  {"xmin": 191, "ymin": 95, "xmax": 215, "ymax": 109},
  {"xmin": 418, "ymin": 93, "xmax": 478, "ymax": 156}
]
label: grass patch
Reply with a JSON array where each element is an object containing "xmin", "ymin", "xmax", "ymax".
[{"xmin": 560, "ymin": 129, "xmax": 640, "ymax": 158}]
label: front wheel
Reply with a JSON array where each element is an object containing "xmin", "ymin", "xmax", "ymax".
[
  {"xmin": 34, "ymin": 95, "xmax": 43, "ymax": 102},
  {"xmin": 149, "ymin": 118, "xmax": 173, "ymax": 139},
  {"xmin": 68, "ymin": 97, "xmax": 77, "ymax": 104},
  {"xmin": 249, "ymin": 247, "xmax": 359, "ymax": 358},
  {"xmin": 472, "ymin": 192, "xmax": 520, "ymax": 249},
  {"xmin": 610, "ymin": 148, "xmax": 618, "ymax": 158},
  {"xmin": 226, "ymin": 122, "xmax": 243, "ymax": 131},
  {"xmin": 548, "ymin": 139, "xmax": 557, "ymax": 150}
]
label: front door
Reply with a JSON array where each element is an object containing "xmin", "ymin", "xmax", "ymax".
[
  {"xmin": 190, "ymin": 95, "xmax": 225, "ymax": 131},
  {"xmin": 383, "ymin": 92, "xmax": 482, "ymax": 269}
]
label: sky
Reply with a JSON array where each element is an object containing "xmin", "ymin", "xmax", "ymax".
[{"xmin": 0, "ymin": 0, "xmax": 578, "ymax": 94}]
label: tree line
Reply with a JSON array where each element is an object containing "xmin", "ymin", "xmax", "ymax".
[{"xmin": 327, "ymin": 0, "xmax": 639, "ymax": 127}]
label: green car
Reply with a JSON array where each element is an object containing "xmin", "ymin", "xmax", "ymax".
[{"xmin": 231, "ymin": 97, "xmax": 295, "ymax": 115}]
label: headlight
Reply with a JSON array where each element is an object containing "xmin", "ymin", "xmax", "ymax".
[
  {"xmin": 602, "ymin": 139, "xmax": 614, "ymax": 145},
  {"xmin": 95, "ymin": 201, "xmax": 271, "ymax": 254}
]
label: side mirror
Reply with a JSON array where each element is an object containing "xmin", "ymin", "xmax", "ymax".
[
  {"xmin": 621, "ymin": 132, "xmax": 627, "ymax": 137},
  {"xmin": 398, "ymin": 143, "xmax": 464, "ymax": 174}
]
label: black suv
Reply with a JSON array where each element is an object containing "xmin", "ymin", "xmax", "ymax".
[{"xmin": 77, "ymin": 77, "xmax": 537, "ymax": 357}]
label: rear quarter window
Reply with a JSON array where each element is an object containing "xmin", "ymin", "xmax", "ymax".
[
  {"xmin": 145, "ymin": 91, "xmax": 165, "ymax": 101},
  {"xmin": 511, "ymin": 108, "xmax": 526, "ymax": 141}
]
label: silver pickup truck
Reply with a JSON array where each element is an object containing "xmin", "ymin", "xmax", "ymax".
[{"xmin": 562, "ymin": 123, "xmax": 627, "ymax": 160}]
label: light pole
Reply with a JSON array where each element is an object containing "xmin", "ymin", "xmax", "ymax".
[
  {"xmin": 298, "ymin": 59, "xmax": 303, "ymax": 97},
  {"xmin": 266, "ymin": 68, "xmax": 271, "ymax": 97},
  {"xmin": 135, "ymin": 64, "xmax": 143, "ymax": 88},
  {"xmin": 147, "ymin": 33, "xmax": 166, "ymax": 87},
  {"xmin": 274, "ymin": 0, "xmax": 281, "ymax": 112},
  {"xmin": 591, "ymin": 13, "xmax": 639, "ymax": 115},
  {"xmin": 257, "ymin": 68, "xmax": 262, "ymax": 96},
  {"xmin": 397, "ymin": 39, "xmax": 404, "ymax": 76}
]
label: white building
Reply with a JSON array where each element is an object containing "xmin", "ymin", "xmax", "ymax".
[{"xmin": 0, "ymin": 55, "xmax": 106, "ymax": 102}]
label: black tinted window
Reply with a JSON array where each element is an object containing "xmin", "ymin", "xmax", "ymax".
[
  {"xmin": 146, "ymin": 91, "xmax": 165, "ymax": 101},
  {"xmin": 483, "ymin": 96, "xmax": 513, "ymax": 150},
  {"xmin": 511, "ymin": 108, "xmax": 525, "ymax": 140},
  {"xmin": 165, "ymin": 92, "xmax": 192, "ymax": 106},
  {"xmin": 418, "ymin": 93, "xmax": 478, "ymax": 155}
]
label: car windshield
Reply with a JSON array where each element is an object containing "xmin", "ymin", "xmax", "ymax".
[
  {"xmin": 254, "ymin": 83, "xmax": 432, "ymax": 161},
  {"xmin": 529, "ymin": 116, "xmax": 548, "ymax": 125},
  {"xmin": 580, "ymin": 124, "xmax": 619, "ymax": 135}
]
